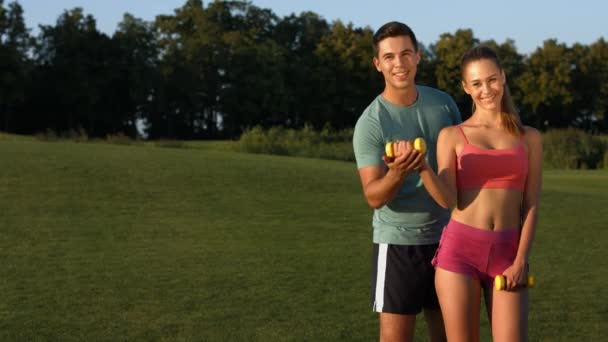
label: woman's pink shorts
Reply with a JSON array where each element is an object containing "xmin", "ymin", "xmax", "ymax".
[{"xmin": 432, "ymin": 219, "xmax": 520, "ymax": 288}]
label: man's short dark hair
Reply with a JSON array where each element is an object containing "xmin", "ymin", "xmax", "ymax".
[{"xmin": 373, "ymin": 21, "xmax": 418, "ymax": 56}]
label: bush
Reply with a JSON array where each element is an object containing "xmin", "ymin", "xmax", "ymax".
[
  {"xmin": 155, "ymin": 139, "xmax": 186, "ymax": 149},
  {"xmin": 237, "ymin": 125, "xmax": 608, "ymax": 168},
  {"xmin": 36, "ymin": 127, "xmax": 88, "ymax": 142},
  {"xmin": 106, "ymin": 133, "xmax": 136, "ymax": 145},
  {"xmin": 36, "ymin": 129, "xmax": 59, "ymax": 141},
  {"xmin": 236, "ymin": 124, "xmax": 354, "ymax": 161},
  {"xmin": 67, "ymin": 127, "xmax": 89, "ymax": 142},
  {"xmin": 543, "ymin": 128, "xmax": 606, "ymax": 169}
]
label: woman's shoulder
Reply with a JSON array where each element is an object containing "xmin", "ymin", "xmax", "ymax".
[
  {"xmin": 522, "ymin": 125, "xmax": 541, "ymax": 140},
  {"xmin": 522, "ymin": 125, "xmax": 542, "ymax": 149},
  {"xmin": 440, "ymin": 124, "xmax": 460, "ymax": 134},
  {"xmin": 438, "ymin": 124, "xmax": 462, "ymax": 143}
]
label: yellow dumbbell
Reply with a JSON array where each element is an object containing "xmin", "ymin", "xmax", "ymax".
[
  {"xmin": 385, "ymin": 137, "xmax": 427, "ymax": 158},
  {"xmin": 494, "ymin": 274, "xmax": 535, "ymax": 291}
]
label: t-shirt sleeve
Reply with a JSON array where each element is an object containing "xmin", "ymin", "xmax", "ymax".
[
  {"xmin": 447, "ymin": 95, "xmax": 463, "ymax": 124},
  {"xmin": 353, "ymin": 113, "xmax": 384, "ymax": 169}
]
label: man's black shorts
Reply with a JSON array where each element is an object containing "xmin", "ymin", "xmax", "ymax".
[{"xmin": 370, "ymin": 243, "xmax": 440, "ymax": 315}]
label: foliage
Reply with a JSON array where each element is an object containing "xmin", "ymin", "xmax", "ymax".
[
  {"xmin": 313, "ymin": 21, "xmax": 379, "ymax": 129},
  {"xmin": 105, "ymin": 132, "xmax": 138, "ymax": 145},
  {"xmin": 516, "ymin": 40, "xmax": 575, "ymax": 129},
  {"xmin": 0, "ymin": 0, "xmax": 32, "ymax": 133},
  {"xmin": 29, "ymin": 8, "xmax": 120, "ymax": 137},
  {"xmin": 237, "ymin": 125, "xmax": 608, "ymax": 170},
  {"xmin": 570, "ymin": 39, "xmax": 608, "ymax": 131},
  {"xmin": 543, "ymin": 128, "xmax": 606, "ymax": 169},
  {"xmin": 154, "ymin": 139, "xmax": 187, "ymax": 149},
  {"xmin": 0, "ymin": 0, "xmax": 607, "ymax": 139},
  {"xmin": 481, "ymin": 39, "xmax": 526, "ymax": 117},
  {"xmin": 35, "ymin": 126, "xmax": 89, "ymax": 142},
  {"xmin": 431, "ymin": 29, "xmax": 478, "ymax": 118},
  {"xmin": 236, "ymin": 124, "xmax": 355, "ymax": 161},
  {"xmin": 112, "ymin": 13, "xmax": 160, "ymax": 139}
]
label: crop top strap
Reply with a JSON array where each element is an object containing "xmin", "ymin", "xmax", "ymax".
[{"xmin": 456, "ymin": 125, "xmax": 469, "ymax": 144}]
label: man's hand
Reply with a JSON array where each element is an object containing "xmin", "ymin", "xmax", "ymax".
[{"xmin": 383, "ymin": 140, "xmax": 424, "ymax": 177}]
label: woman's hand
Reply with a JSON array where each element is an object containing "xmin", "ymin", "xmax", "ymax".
[{"xmin": 500, "ymin": 261, "xmax": 528, "ymax": 291}]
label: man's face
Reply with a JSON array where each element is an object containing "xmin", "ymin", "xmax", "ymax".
[{"xmin": 373, "ymin": 35, "xmax": 420, "ymax": 91}]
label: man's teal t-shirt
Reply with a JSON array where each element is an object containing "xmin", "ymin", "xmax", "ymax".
[{"xmin": 353, "ymin": 86, "xmax": 462, "ymax": 245}]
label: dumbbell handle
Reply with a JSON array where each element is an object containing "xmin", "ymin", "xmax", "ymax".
[
  {"xmin": 494, "ymin": 275, "xmax": 535, "ymax": 291},
  {"xmin": 385, "ymin": 137, "xmax": 427, "ymax": 158}
]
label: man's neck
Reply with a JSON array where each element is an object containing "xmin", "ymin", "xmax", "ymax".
[{"xmin": 381, "ymin": 85, "xmax": 418, "ymax": 106}]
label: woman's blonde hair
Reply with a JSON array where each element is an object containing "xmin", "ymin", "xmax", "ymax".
[{"xmin": 461, "ymin": 46, "xmax": 524, "ymax": 136}]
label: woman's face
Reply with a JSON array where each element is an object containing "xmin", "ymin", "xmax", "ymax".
[{"xmin": 462, "ymin": 59, "xmax": 505, "ymax": 112}]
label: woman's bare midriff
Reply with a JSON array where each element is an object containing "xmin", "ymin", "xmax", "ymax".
[{"xmin": 450, "ymin": 188, "xmax": 523, "ymax": 231}]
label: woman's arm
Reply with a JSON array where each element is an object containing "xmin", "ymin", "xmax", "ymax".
[
  {"xmin": 504, "ymin": 126, "xmax": 543, "ymax": 290},
  {"xmin": 517, "ymin": 128, "xmax": 543, "ymax": 265},
  {"xmin": 418, "ymin": 127, "xmax": 458, "ymax": 209}
]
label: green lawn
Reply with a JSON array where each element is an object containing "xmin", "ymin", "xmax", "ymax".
[{"xmin": 0, "ymin": 140, "xmax": 606, "ymax": 341}]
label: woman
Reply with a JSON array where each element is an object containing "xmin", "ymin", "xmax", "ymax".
[{"xmin": 394, "ymin": 46, "xmax": 542, "ymax": 341}]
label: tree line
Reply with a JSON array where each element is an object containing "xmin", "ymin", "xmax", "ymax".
[{"xmin": 1, "ymin": 0, "xmax": 606, "ymax": 140}]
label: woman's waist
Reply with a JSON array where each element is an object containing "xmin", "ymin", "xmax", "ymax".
[
  {"xmin": 450, "ymin": 209, "xmax": 521, "ymax": 232},
  {"xmin": 454, "ymin": 190, "xmax": 522, "ymax": 229},
  {"xmin": 444, "ymin": 218, "xmax": 520, "ymax": 243},
  {"xmin": 458, "ymin": 187, "xmax": 523, "ymax": 204}
]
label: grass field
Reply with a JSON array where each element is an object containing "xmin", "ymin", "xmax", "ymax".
[{"xmin": 1, "ymin": 139, "xmax": 606, "ymax": 341}]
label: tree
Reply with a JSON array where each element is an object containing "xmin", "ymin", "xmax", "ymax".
[
  {"xmin": 214, "ymin": 2, "xmax": 289, "ymax": 136},
  {"xmin": 432, "ymin": 29, "xmax": 478, "ymax": 118},
  {"xmin": 569, "ymin": 39, "xmax": 608, "ymax": 131},
  {"xmin": 2, "ymin": 1, "xmax": 607, "ymax": 138},
  {"xmin": 416, "ymin": 43, "xmax": 437, "ymax": 88},
  {"xmin": 29, "ymin": 8, "xmax": 120, "ymax": 137},
  {"xmin": 480, "ymin": 39, "xmax": 526, "ymax": 121},
  {"xmin": 517, "ymin": 40, "xmax": 574, "ymax": 129},
  {"xmin": 112, "ymin": 14, "xmax": 160, "ymax": 138},
  {"xmin": 152, "ymin": 0, "xmax": 206, "ymax": 139},
  {"xmin": 153, "ymin": 0, "xmax": 287, "ymax": 139},
  {"xmin": 0, "ymin": 0, "xmax": 32, "ymax": 133},
  {"xmin": 274, "ymin": 11, "xmax": 330, "ymax": 128},
  {"xmin": 314, "ymin": 20, "xmax": 378, "ymax": 128}
]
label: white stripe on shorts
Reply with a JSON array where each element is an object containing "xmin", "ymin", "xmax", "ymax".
[{"xmin": 374, "ymin": 243, "xmax": 388, "ymax": 312}]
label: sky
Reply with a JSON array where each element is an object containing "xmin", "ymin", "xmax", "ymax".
[{"xmin": 16, "ymin": 0, "xmax": 607, "ymax": 55}]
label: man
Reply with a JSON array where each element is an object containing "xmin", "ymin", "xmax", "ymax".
[{"xmin": 352, "ymin": 22, "xmax": 461, "ymax": 342}]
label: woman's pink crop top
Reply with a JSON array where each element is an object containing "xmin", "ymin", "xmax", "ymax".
[{"xmin": 455, "ymin": 125, "xmax": 528, "ymax": 192}]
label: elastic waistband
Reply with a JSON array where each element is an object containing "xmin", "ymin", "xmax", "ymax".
[{"xmin": 445, "ymin": 219, "xmax": 519, "ymax": 242}]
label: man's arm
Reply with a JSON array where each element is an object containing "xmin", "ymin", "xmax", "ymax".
[{"xmin": 358, "ymin": 141, "xmax": 423, "ymax": 209}]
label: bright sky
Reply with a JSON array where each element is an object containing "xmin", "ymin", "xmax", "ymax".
[{"xmin": 17, "ymin": 0, "xmax": 606, "ymax": 54}]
